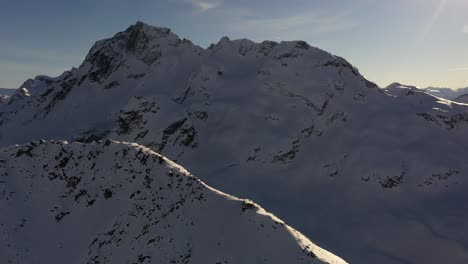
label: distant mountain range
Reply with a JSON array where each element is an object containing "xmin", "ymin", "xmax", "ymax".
[
  {"xmin": 0, "ymin": 88, "xmax": 15, "ymax": 95},
  {"xmin": 2, "ymin": 22, "xmax": 468, "ymax": 263},
  {"xmin": 455, "ymin": 93, "xmax": 468, "ymax": 104},
  {"xmin": 422, "ymin": 86, "xmax": 468, "ymax": 100},
  {"xmin": 0, "ymin": 88, "xmax": 15, "ymax": 103},
  {"xmin": 386, "ymin": 83, "xmax": 468, "ymax": 103}
]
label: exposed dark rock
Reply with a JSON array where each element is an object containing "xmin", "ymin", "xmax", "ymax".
[{"xmin": 104, "ymin": 81, "xmax": 120, "ymax": 89}]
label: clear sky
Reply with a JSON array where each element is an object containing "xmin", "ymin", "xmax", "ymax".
[{"xmin": 0, "ymin": 0, "xmax": 467, "ymax": 89}]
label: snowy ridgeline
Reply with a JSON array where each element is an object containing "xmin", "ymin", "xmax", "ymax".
[
  {"xmin": 454, "ymin": 94, "xmax": 468, "ymax": 104},
  {"xmin": 0, "ymin": 88, "xmax": 15, "ymax": 104},
  {"xmin": 422, "ymin": 86, "xmax": 468, "ymax": 100},
  {"xmin": 1, "ymin": 22, "xmax": 468, "ymax": 263},
  {"xmin": 0, "ymin": 140, "xmax": 346, "ymax": 264},
  {"xmin": 386, "ymin": 82, "xmax": 468, "ymax": 103}
]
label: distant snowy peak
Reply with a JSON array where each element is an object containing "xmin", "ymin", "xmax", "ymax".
[
  {"xmin": 0, "ymin": 140, "xmax": 347, "ymax": 264},
  {"xmin": 386, "ymin": 83, "xmax": 468, "ymax": 104},
  {"xmin": 423, "ymin": 86, "xmax": 468, "ymax": 100},
  {"xmin": 384, "ymin": 82, "xmax": 421, "ymax": 96},
  {"xmin": 0, "ymin": 88, "xmax": 15, "ymax": 104},
  {"xmin": 384, "ymin": 82, "xmax": 444, "ymax": 101},
  {"xmin": 384, "ymin": 82, "xmax": 454, "ymax": 101},
  {"xmin": 455, "ymin": 94, "xmax": 468, "ymax": 104},
  {"xmin": 383, "ymin": 82, "xmax": 468, "ymax": 124},
  {"xmin": 385, "ymin": 82, "xmax": 418, "ymax": 89}
]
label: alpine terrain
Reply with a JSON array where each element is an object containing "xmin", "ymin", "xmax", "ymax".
[
  {"xmin": 423, "ymin": 86, "xmax": 468, "ymax": 100},
  {"xmin": 2, "ymin": 22, "xmax": 468, "ymax": 263},
  {"xmin": 0, "ymin": 140, "xmax": 346, "ymax": 264},
  {"xmin": 0, "ymin": 88, "xmax": 14, "ymax": 104},
  {"xmin": 454, "ymin": 94, "xmax": 468, "ymax": 104}
]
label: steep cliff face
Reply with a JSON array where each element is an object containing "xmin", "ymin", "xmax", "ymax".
[
  {"xmin": 0, "ymin": 140, "xmax": 346, "ymax": 264},
  {"xmin": 2, "ymin": 22, "xmax": 468, "ymax": 263}
]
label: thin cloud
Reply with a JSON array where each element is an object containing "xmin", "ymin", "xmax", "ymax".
[
  {"xmin": 448, "ymin": 67, "xmax": 468, "ymax": 71},
  {"xmin": 228, "ymin": 10, "xmax": 358, "ymax": 39},
  {"xmin": 463, "ymin": 25, "xmax": 468, "ymax": 33},
  {"xmin": 186, "ymin": 0, "xmax": 223, "ymax": 11},
  {"xmin": 422, "ymin": 0, "xmax": 449, "ymax": 37}
]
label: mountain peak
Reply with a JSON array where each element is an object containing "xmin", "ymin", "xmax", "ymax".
[
  {"xmin": 455, "ymin": 93, "xmax": 468, "ymax": 104},
  {"xmin": 81, "ymin": 22, "xmax": 184, "ymax": 83},
  {"xmin": 86, "ymin": 21, "xmax": 179, "ymax": 58},
  {"xmin": 124, "ymin": 21, "xmax": 174, "ymax": 48},
  {"xmin": 385, "ymin": 82, "xmax": 420, "ymax": 91}
]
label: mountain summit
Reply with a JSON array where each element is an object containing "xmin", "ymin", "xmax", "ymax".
[{"xmin": 2, "ymin": 22, "xmax": 468, "ymax": 263}]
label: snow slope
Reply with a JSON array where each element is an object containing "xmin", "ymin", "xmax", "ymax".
[
  {"xmin": 0, "ymin": 88, "xmax": 15, "ymax": 104},
  {"xmin": 0, "ymin": 140, "xmax": 346, "ymax": 264},
  {"xmin": 454, "ymin": 94, "xmax": 468, "ymax": 104},
  {"xmin": 423, "ymin": 86, "xmax": 468, "ymax": 100},
  {"xmin": 2, "ymin": 22, "xmax": 468, "ymax": 263}
]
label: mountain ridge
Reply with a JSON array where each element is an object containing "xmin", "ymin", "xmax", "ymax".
[
  {"xmin": 423, "ymin": 86, "xmax": 468, "ymax": 100},
  {"xmin": 0, "ymin": 139, "xmax": 347, "ymax": 264},
  {"xmin": 455, "ymin": 93, "xmax": 468, "ymax": 104},
  {"xmin": 0, "ymin": 88, "xmax": 15, "ymax": 104}
]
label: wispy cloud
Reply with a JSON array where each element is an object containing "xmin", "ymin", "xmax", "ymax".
[
  {"xmin": 423, "ymin": 0, "xmax": 449, "ymax": 36},
  {"xmin": 186, "ymin": 0, "xmax": 223, "ymax": 11},
  {"xmin": 448, "ymin": 67, "xmax": 468, "ymax": 71},
  {"xmin": 463, "ymin": 25, "xmax": 468, "ymax": 33},
  {"xmin": 227, "ymin": 10, "xmax": 358, "ymax": 39}
]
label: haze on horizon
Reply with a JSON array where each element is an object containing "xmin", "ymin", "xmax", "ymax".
[{"xmin": 0, "ymin": 0, "xmax": 467, "ymax": 89}]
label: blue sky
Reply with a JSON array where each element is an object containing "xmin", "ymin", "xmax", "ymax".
[{"xmin": 0, "ymin": 0, "xmax": 467, "ymax": 88}]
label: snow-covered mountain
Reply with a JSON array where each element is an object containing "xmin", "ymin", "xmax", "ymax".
[
  {"xmin": 423, "ymin": 86, "xmax": 468, "ymax": 100},
  {"xmin": 0, "ymin": 95, "xmax": 9, "ymax": 104},
  {"xmin": 386, "ymin": 83, "xmax": 468, "ymax": 101},
  {"xmin": 0, "ymin": 88, "xmax": 15, "ymax": 95},
  {"xmin": 454, "ymin": 94, "xmax": 468, "ymax": 104},
  {"xmin": 0, "ymin": 88, "xmax": 15, "ymax": 104},
  {"xmin": 384, "ymin": 82, "xmax": 422, "ymax": 96},
  {"xmin": 2, "ymin": 21, "xmax": 468, "ymax": 263},
  {"xmin": 0, "ymin": 140, "xmax": 346, "ymax": 264}
]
